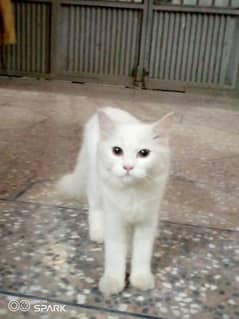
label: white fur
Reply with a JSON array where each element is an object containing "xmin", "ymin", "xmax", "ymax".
[{"xmin": 58, "ymin": 107, "xmax": 173, "ymax": 296}]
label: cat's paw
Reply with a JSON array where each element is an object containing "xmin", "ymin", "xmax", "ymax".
[
  {"xmin": 89, "ymin": 227, "xmax": 104, "ymax": 243},
  {"xmin": 99, "ymin": 275, "xmax": 125, "ymax": 296},
  {"xmin": 89, "ymin": 214, "xmax": 104, "ymax": 243},
  {"xmin": 130, "ymin": 272, "xmax": 155, "ymax": 291}
]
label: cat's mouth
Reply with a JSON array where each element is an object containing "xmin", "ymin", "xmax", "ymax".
[
  {"xmin": 122, "ymin": 175, "xmax": 134, "ymax": 182},
  {"xmin": 121, "ymin": 173, "xmax": 140, "ymax": 184}
]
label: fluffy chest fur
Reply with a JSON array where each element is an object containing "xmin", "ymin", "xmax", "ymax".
[{"xmin": 101, "ymin": 179, "xmax": 163, "ymax": 224}]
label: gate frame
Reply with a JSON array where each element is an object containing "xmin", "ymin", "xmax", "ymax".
[{"xmin": 1, "ymin": 0, "xmax": 239, "ymax": 91}]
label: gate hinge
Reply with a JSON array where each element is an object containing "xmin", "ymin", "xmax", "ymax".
[{"xmin": 132, "ymin": 66, "xmax": 149, "ymax": 88}]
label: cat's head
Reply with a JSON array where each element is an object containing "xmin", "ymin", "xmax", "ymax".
[{"xmin": 97, "ymin": 110, "xmax": 174, "ymax": 186}]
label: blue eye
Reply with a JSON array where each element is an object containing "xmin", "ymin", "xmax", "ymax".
[
  {"xmin": 138, "ymin": 149, "xmax": 150, "ymax": 158},
  {"xmin": 112, "ymin": 146, "xmax": 123, "ymax": 156}
]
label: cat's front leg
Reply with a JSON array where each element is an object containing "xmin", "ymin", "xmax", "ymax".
[
  {"xmin": 88, "ymin": 209, "xmax": 104, "ymax": 243},
  {"xmin": 130, "ymin": 219, "xmax": 157, "ymax": 291},
  {"xmin": 87, "ymin": 174, "xmax": 104, "ymax": 243},
  {"xmin": 99, "ymin": 214, "xmax": 128, "ymax": 296}
]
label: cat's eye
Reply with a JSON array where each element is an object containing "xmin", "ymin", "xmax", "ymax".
[
  {"xmin": 112, "ymin": 146, "xmax": 123, "ymax": 156},
  {"xmin": 138, "ymin": 149, "xmax": 150, "ymax": 158}
]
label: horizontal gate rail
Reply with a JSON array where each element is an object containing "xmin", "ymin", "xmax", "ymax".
[
  {"xmin": 60, "ymin": 1, "xmax": 144, "ymax": 9},
  {"xmin": 19, "ymin": 0, "xmax": 144, "ymax": 9},
  {"xmin": 153, "ymin": 4, "xmax": 239, "ymax": 15}
]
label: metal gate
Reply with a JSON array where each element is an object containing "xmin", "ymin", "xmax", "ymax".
[{"xmin": 1, "ymin": 0, "xmax": 239, "ymax": 91}]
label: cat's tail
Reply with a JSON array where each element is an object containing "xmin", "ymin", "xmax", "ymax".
[{"xmin": 57, "ymin": 145, "xmax": 87, "ymax": 202}]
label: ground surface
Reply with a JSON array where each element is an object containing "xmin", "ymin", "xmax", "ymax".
[{"xmin": 0, "ymin": 79, "xmax": 238, "ymax": 319}]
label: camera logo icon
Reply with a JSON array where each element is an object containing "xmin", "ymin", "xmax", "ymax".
[{"xmin": 8, "ymin": 299, "xmax": 30, "ymax": 312}]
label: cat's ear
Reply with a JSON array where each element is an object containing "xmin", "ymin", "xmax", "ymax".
[
  {"xmin": 152, "ymin": 112, "xmax": 174, "ymax": 140},
  {"xmin": 97, "ymin": 109, "xmax": 115, "ymax": 138}
]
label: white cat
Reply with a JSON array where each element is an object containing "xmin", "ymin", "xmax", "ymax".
[{"xmin": 58, "ymin": 107, "xmax": 174, "ymax": 296}]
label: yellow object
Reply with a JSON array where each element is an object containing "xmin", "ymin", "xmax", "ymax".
[{"xmin": 0, "ymin": 0, "xmax": 16, "ymax": 46}]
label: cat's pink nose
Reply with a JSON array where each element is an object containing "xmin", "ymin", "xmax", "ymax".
[{"xmin": 123, "ymin": 165, "xmax": 134, "ymax": 172}]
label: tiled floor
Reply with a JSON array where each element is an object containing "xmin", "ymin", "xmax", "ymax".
[{"xmin": 0, "ymin": 79, "xmax": 239, "ymax": 318}]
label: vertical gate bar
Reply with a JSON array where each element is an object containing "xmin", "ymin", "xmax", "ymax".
[
  {"xmin": 131, "ymin": 10, "xmax": 138, "ymax": 76},
  {"xmin": 186, "ymin": 14, "xmax": 196, "ymax": 82},
  {"xmin": 79, "ymin": 7, "xmax": 85, "ymax": 72},
  {"xmin": 208, "ymin": 15, "xmax": 219, "ymax": 84},
  {"xmin": 110, "ymin": 9, "xmax": 116, "ymax": 75},
  {"xmin": 67, "ymin": 5, "xmax": 71, "ymax": 71},
  {"xmin": 39, "ymin": 3, "xmax": 43, "ymax": 73},
  {"xmin": 230, "ymin": 18, "xmax": 239, "ymax": 87},
  {"xmin": 74, "ymin": 5, "xmax": 78, "ymax": 72},
  {"xmin": 85, "ymin": 7, "xmax": 90, "ymax": 73},
  {"xmin": 21, "ymin": 3, "xmax": 26, "ymax": 71},
  {"xmin": 120, "ymin": 9, "xmax": 127, "ymax": 76},
  {"xmin": 13, "ymin": 2, "xmax": 16, "ymax": 69},
  {"xmin": 129, "ymin": 10, "xmax": 135, "ymax": 76},
  {"xmin": 196, "ymin": 13, "xmax": 207, "ymax": 83},
  {"xmin": 114, "ymin": 9, "xmax": 122, "ymax": 76},
  {"xmin": 95, "ymin": 7, "xmax": 100, "ymax": 74},
  {"xmin": 191, "ymin": 14, "xmax": 201, "ymax": 83},
  {"xmin": 83, "ymin": 6, "xmax": 87, "ymax": 73},
  {"xmin": 161, "ymin": 12, "xmax": 169, "ymax": 79},
  {"xmin": 159, "ymin": 12, "xmax": 167, "ymax": 79},
  {"xmin": 72, "ymin": 6, "xmax": 75, "ymax": 72},
  {"xmin": 20, "ymin": 2, "xmax": 23, "ymax": 71},
  {"xmin": 12, "ymin": 3, "xmax": 17, "ymax": 70},
  {"xmin": 105, "ymin": 8, "xmax": 111, "ymax": 74},
  {"xmin": 202, "ymin": 15, "xmax": 213, "ymax": 83},
  {"xmin": 92, "ymin": 7, "xmax": 97, "ymax": 74},
  {"xmin": 164, "ymin": 13, "xmax": 174, "ymax": 80},
  {"xmin": 25, "ymin": 2, "xmax": 29, "ymax": 71},
  {"xmin": 39, "ymin": 3, "xmax": 42, "ymax": 73},
  {"xmin": 149, "ymin": 11, "xmax": 156, "ymax": 77},
  {"xmin": 170, "ymin": 12, "xmax": 180, "ymax": 80},
  {"xmin": 31, "ymin": 2, "xmax": 35, "ymax": 72},
  {"xmin": 214, "ymin": 15, "xmax": 225, "ymax": 83},
  {"xmin": 35, "ymin": 3, "xmax": 39, "ymax": 73},
  {"xmin": 31, "ymin": 3, "xmax": 35, "ymax": 73},
  {"xmin": 26, "ymin": 2, "xmax": 30, "ymax": 72},
  {"xmin": 219, "ymin": 16, "xmax": 235, "ymax": 86},
  {"xmin": 100, "ymin": 8, "xmax": 105, "ymax": 74},
  {"xmin": 74, "ymin": 6, "xmax": 79, "ymax": 72},
  {"xmin": 16, "ymin": 3, "xmax": 20, "ymax": 70},
  {"xmin": 50, "ymin": 0, "xmax": 61, "ymax": 77},
  {"xmin": 125, "ymin": 10, "xmax": 132, "ymax": 76},
  {"xmin": 123, "ymin": 9, "xmax": 129, "ymax": 75},
  {"xmin": 175, "ymin": 13, "xmax": 185, "ymax": 80},
  {"xmin": 180, "ymin": 14, "xmax": 190, "ymax": 81},
  {"xmin": 115, "ymin": 9, "xmax": 121, "ymax": 75},
  {"xmin": 90, "ymin": 7, "xmax": 96, "ymax": 74},
  {"xmin": 84, "ymin": 6, "xmax": 88, "ymax": 73},
  {"xmin": 42, "ymin": 4, "xmax": 47, "ymax": 73},
  {"xmin": 137, "ymin": 0, "xmax": 153, "ymax": 83}
]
